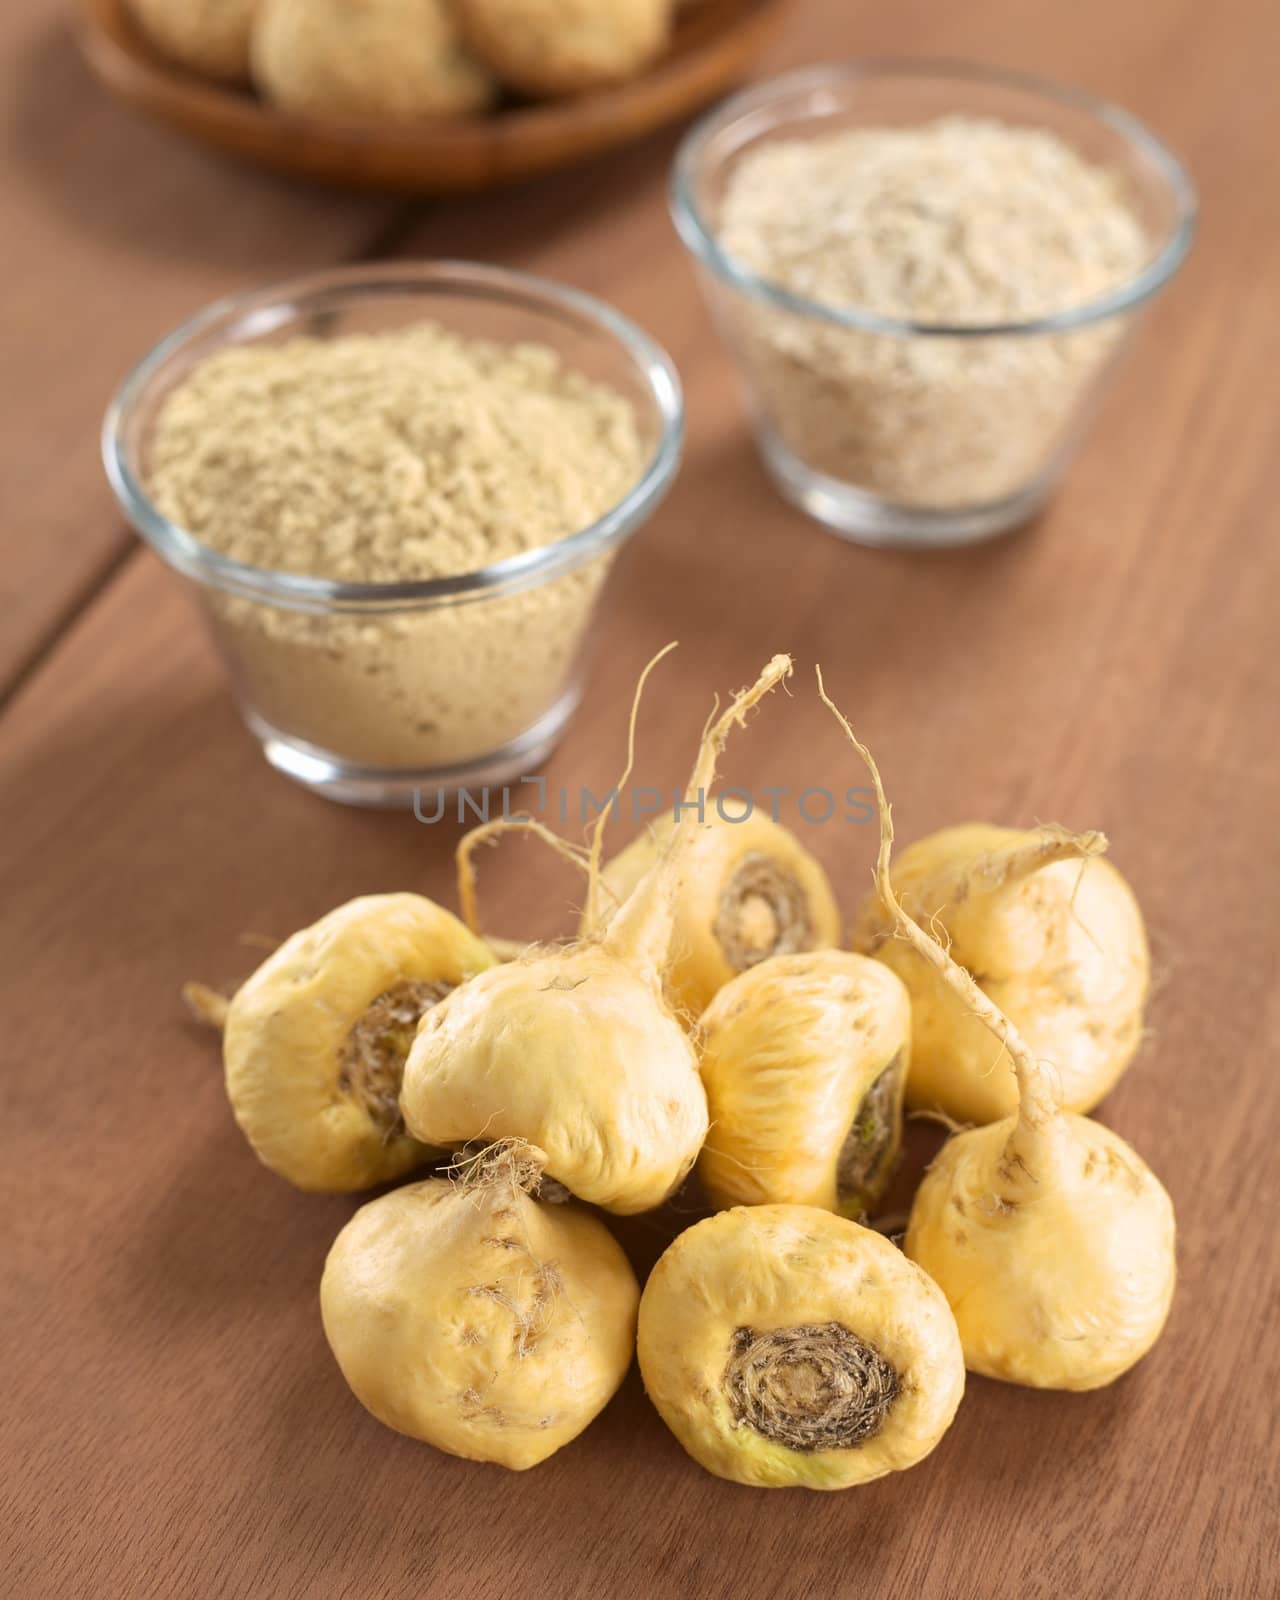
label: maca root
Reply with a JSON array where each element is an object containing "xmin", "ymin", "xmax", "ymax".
[
  {"xmin": 836, "ymin": 1053, "xmax": 905, "ymax": 1206},
  {"xmin": 340, "ymin": 979, "xmax": 454, "ymax": 1137},
  {"xmin": 724, "ymin": 1322, "xmax": 899, "ymax": 1451},
  {"xmin": 713, "ymin": 853, "xmax": 813, "ymax": 971}
]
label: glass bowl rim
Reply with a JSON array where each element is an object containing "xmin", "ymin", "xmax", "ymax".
[
  {"xmin": 102, "ymin": 261, "xmax": 685, "ymax": 614},
  {"xmin": 670, "ymin": 58, "xmax": 1198, "ymax": 339}
]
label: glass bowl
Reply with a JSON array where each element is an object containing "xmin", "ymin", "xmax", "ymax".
[
  {"xmin": 103, "ymin": 262, "xmax": 683, "ymax": 807},
  {"xmin": 671, "ymin": 61, "xmax": 1196, "ymax": 547}
]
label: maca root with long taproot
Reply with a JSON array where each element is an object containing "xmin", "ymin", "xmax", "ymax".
[
  {"xmin": 817, "ymin": 669, "xmax": 1177, "ymax": 1392},
  {"xmin": 400, "ymin": 651, "xmax": 794, "ymax": 1214},
  {"xmin": 851, "ymin": 811, "xmax": 1150, "ymax": 1123}
]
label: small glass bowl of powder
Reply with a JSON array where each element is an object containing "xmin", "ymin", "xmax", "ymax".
[
  {"xmin": 672, "ymin": 61, "xmax": 1195, "ymax": 547},
  {"xmin": 104, "ymin": 263, "xmax": 682, "ymax": 806}
]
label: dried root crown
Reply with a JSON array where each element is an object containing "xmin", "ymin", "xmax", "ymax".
[
  {"xmin": 340, "ymin": 979, "xmax": 453, "ymax": 1137},
  {"xmin": 713, "ymin": 852, "xmax": 813, "ymax": 972},
  {"xmin": 836, "ymin": 1054, "xmax": 904, "ymax": 1207},
  {"xmin": 724, "ymin": 1323, "xmax": 898, "ymax": 1452}
]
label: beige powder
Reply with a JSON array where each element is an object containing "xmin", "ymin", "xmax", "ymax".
[
  {"xmin": 146, "ymin": 321, "xmax": 645, "ymax": 772},
  {"xmin": 716, "ymin": 117, "xmax": 1151, "ymax": 508}
]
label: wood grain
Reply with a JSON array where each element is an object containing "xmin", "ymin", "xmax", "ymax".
[
  {"xmin": 77, "ymin": 0, "xmax": 784, "ymax": 195},
  {"xmin": 3, "ymin": 0, "xmax": 1279, "ymax": 1595}
]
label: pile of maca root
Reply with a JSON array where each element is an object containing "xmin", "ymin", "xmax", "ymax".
[{"xmin": 192, "ymin": 652, "xmax": 1175, "ymax": 1489}]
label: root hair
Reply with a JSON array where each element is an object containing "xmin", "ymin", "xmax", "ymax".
[
  {"xmin": 583, "ymin": 640, "xmax": 680, "ymax": 934},
  {"xmin": 815, "ymin": 667, "xmax": 1065, "ymax": 1142},
  {"xmin": 445, "ymin": 1137, "xmax": 550, "ymax": 1198},
  {"xmin": 599, "ymin": 655, "xmax": 792, "ymax": 974},
  {"xmin": 182, "ymin": 981, "xmax": 231, "ymax": 1032},
  {"xmin": 455, "ymin": 815, "xmax": 592, "ymax": 940}
]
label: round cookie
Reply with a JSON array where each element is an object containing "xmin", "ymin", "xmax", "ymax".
[
  {"xmin": 127, "ymin": 0, "xmax": 260, "ymax": 83},
  {"xmin": 452, "ymin": 0, "xmax": 674, "ymax": 97},
  {"xmin": 252, "ymin": 0, "xmax": 496, "ymax": 120}
]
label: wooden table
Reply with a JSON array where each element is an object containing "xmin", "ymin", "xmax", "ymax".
[{"xmin": 4, "ymin": 1, "xmax": 1277, "ymax": 1595}]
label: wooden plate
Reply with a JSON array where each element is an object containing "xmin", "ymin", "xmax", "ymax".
[{"xmin": 76, "ymin": 0, "xmax": 786, "ymax": 194}]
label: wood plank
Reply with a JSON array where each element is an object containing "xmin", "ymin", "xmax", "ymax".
[
  {"xmin": 0, "ymin": 0, "xmax": 400, "ymax": 697},
  {"xmin": 4, "ymin": 0, "xmax": 1278, "ymax": 1594}
]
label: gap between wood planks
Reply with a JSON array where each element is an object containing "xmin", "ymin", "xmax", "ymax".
[
  {"xmin": 0, "ymin": 203, "xmax": 430, "ymax": 722},
  {"xmin": 0, "ymin": 116, "xmax": 696, "ymax": 724}
]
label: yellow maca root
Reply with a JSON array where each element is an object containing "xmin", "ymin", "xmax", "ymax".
[
  {"xmin": 589, "ymin": 809, "xmax": 842, "ymax": 1023},
  {"xmin": 321, "ymin": 1140, "xmax": 639, "ymax": 1470},
  {"xmin": 852, "ymin": 818, "xmax": 1150, "ymax": 1124},
  {"xmin": 400, "ymin": 652, "xmax": 792, "ymax": 1214},
  {"xmin": 637, "ymin": 1204, "xmax": 964, "ymax": 1489},
  {"xmin": 127, "ymin": 0, "xmax": 257, "ymax": 83},
  {"xmin": 818, "ymin": 673, "xmax": 1176, "ymax": 1391},
  {"xmin": 253, "ymin": 0, "xmax": 498, "ymax": 119},
  {"xmin": 222, "ymin": 893, "xmax": 494, "ymax": 1193},
  {"xmin": 451, "ymin": 0, "xmax": 673, "ymax": 97},
  {"xmin": 696, "ymin": 950, "xmax": 910, "ymax": 1219}
]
